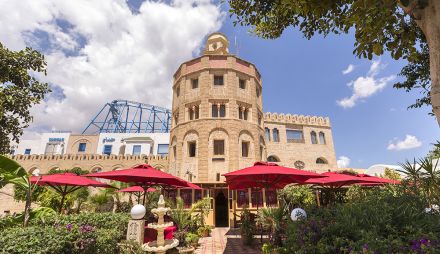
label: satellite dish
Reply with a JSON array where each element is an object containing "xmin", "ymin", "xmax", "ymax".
[{"xmin": 290, "ymin": 208, "xmax": 307, "ymax": 221}]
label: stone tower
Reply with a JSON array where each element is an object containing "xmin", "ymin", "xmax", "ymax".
[{"xmin": 169, "ymin": 33, "xmax": 265, "ymax": 183}]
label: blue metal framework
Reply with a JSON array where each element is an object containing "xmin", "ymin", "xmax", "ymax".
[{"xmin": 82, "ymin": 100, "xmax": 171, "ymax": 134}]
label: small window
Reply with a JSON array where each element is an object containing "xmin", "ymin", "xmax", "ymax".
[
  {"xmin": 286, "ymin": 129, "xmax": 304, "ymax": 143},
  {"xmin": 273, "ymin": 128, "xmax": 279, "ymax": 142},
  {"xmin": 242, "ymin": 141, "xmax": 249, "ymax": 157},
  {"xmin": 214, "ymin": 75, "xmax": 224, "ymax": 86},
  {"xmin": 132, "ymin": 145, "xmax": 141, "ymax": 155},
  {"xmin": 189, "ymin": 106, "xmax": 199, "ymax": 120},
  {"xmin": 78, "ymin": 143, "xmax": 87, "ymax": 152},
  {"xmin": 256, "ymin": 87, "xmax": 261, "ymax": 97},
  {"xmin": 311, "ymin": 131, "xmax": 318, "ymax": 144},
  {"xmin": 319, "ymin": 132, "xmax": 326, "ymax": 144},
  {"xmin": 191, "ymin": 78, "xmax": 198, "ymax": 89},
  {"xmin": 174, "ymin": 114, "xmax": 179, "ymax": 125},
  {"xmin": 188, "ymin": 142, "xmax": 196, "ymax": 157},
  {"xmin": 212, "ymin": 104, "xmax": 225, "ymax": 118},
  {"xmin": 216, "ymin": 173, "xmax": 221, "ymax": 182},
  {"xmin": 213, "ymin": 140, "xmax": 225, "ymax": 155},
  {"xmin": 173, "ymin": 146, "xmax": 177, "ymax": 159},
  {"xmin": 238, "ymin": 107, "xmax": 248, "ymax": 120},
  {"xmin": 219, "ymin": 104, "xmax": 226, "ymax": 117},
  {"xmin": 265, "ymin": 128, "xmax": 271, "ymax": 141},
  {"xmin": 237, "ymin": 189, "xmax": 249, "ymax": 208},
  {"xmin": 176, "ymin": 85, "xmax": 180, "ymax": 97},
  {"xmin": 239, "ymin": 79, "xmax": 246, "ymax": 89},
  {"xmin": 24, "ymin": 149, "xmax": 31, "ymax": 155},
  {"xmin": 157, "ymin": 144, "xmax": 169, "ymax": 156},
  {"xmin": 103, "ymin": 145, "xmax": 112, "ymax": 155},
  {"xmin": 212, "ymin": 104, "xmax": 218, "ymax": 117},
  {"xmin": 258, "ymin": 114, "xmax": 262, "ymax": 125},
  {"xmin": 316, "ymin": 158, "xmax": 328, "ymax": 164}
]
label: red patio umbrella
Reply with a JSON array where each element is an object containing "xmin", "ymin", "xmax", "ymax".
[
  {"xmin": 31, "ymin": 173, "xmax": 112, "ymax": 213},
  {"xmin": 85, "ymin": 164, "xmax": 191, "ymax": 204},
  {"xmin": 180, "ymin": 181, "xmax": 202, "ymax": 190},
  {"xmin": 117, "ymin": 186, "xmax": 157, "ymax": 193},
  {"xmin": 302, "ymin": 172, "xmax": 374, "ymax": 188},
  {"xmin": 223, "ymin": 162, "xmax": 325, "ymax": 190},
  {"xmin": 224, "ymin": 162, "xmax": 324, "ymax": 242},
  {"xmin": 355, "ymin": 174, "xmax": 400, "ymax": 186},
  {"xmin": 86, "ymin": 164, "xmax": 190, "ymax": 188},
  {"xmin": 117, "ymin": 186, "xmax": 157, "ymax": 204}
]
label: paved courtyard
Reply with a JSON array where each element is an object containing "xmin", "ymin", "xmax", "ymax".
[{"xmin": 195, "ymin": 227, "xmax": 262, "ymax": 254}]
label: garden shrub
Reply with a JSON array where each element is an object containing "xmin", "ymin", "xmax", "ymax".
[
  {"xmin": 281, "ymin": 190, "xmax": 440, "ymax": 254},
  {"xmin": 0, "ymin": 212, "xmax": 130, "ymax": 254},
  {"xmin": 0, "ymin": 226, "xmax": 71, "ymax": 254},
  {"xmin": 31, "ymin": 212, "xmax": 129, "ymax": 231}
]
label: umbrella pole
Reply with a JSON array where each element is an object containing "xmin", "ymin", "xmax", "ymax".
[
  {"xmin": 142, "ymin": 186, "xmax": 147, "ymax": 206},
  {"xmin": 59, "ymin": 192, "xmax": 66, "ymax": 214},
  {"xmin": 258, "ymin": 188, "xmax": 263, "ymax": 243},
  {"xmin": 315, "ymin": 189, "xmax": 321, "ymax": 207}
]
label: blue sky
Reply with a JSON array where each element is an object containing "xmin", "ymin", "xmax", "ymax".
[
  {"xmin": 1, "ymin": 0, "xmax": 438, "ymax": 169},
  {"xmin": 216, "ymin": 6, "xmax": 439, "ymax": 168}
]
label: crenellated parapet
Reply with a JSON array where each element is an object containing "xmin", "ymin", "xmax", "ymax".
[
  {"xmin": 7, "ymin": 154, "xmax": 170, "ymax": 173},
  {"xmin": 263, "ymin": 112, "xmax": 331, "ymax": 127},
  {"xmin": 9, "ymin": 154, "xmax": 168, "ymax": 161}
]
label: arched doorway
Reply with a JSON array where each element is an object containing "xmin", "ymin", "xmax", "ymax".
[{"xmin": 215, "ymin": 191, "xmax": 228, "ymax": 227}]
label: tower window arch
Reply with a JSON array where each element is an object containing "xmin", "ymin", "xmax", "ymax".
[
  {"xmin": 311, "ymin": 131, "xmax": 318, "ymax": 144},
  {"xmin": 267, "ymin": 155, "xmax": 280, "ymax": 162},
  {"xmin": 316, "ymin": 157, "xmax": 328, "ymax": 164},
  {"xmin": 319, "ymin": 132, "xmax": 326, "ymax": 144}
]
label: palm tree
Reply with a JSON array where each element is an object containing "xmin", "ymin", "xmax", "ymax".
[
  {"xmin": 399, "ymin": 157, "xmax": 440, "ymax": 207},
  {"xmin": 0, "ymin": 155, "xmax": 36, "ymax": 226},
  {"xmin": 257, "ymin": 206, "xmax": 286, "ymax": 246}
]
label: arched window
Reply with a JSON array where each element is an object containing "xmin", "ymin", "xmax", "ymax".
[
  {"xmin": 91, "ymin": 167, "xmax": 102, "ymax": 173},
  {"xmin": 316, "ymin": 157, "xmax": 328, "ymax": 164},
  {"xmin": 319, "ymin": 132, "xmax": 326, "ymax": 144},
  {"xmin": 265, "ymin": 128, "xmax": 271, "ymax": 141},
  {"xmin": 310, "ymin": 131, "xmax": 318, "ymax": 144},
  {"xmin": 267, "ymin": 155, "xmax": 280, "ymax": 162},
  {"xmin": 272, "ymin": 128, "xmax": 279, "ymax": 142}
]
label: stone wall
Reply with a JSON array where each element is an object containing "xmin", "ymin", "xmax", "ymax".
[
  {"xmin": 0, "ymin": 154, "xmax": 169, "ymax": 215},
  {"xmin": 169, "ymin": 50, "xmax": 265, "ymax": 183}
]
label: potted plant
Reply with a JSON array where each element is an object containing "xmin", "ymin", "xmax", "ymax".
[
  {"xmin": 169, "ymin": 197, "xmax": 195, "ymax": 253},
  {"xmin": 240, "ymin": 207, "xmax": 255, "ymax": 246},
  {"xmin": 197, "ymin": 225, "xmax": 212, "ymax": 237},
  {"xmin": 185, "ymin": 232, "xmax": 200, "ymax": 248}
]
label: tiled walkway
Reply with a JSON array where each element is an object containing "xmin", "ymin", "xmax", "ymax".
[{"xmin": 195, "ymin": 228, "xmax": 262, "ymax": 254}]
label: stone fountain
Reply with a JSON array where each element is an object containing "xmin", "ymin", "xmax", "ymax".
[{"xmin": 143, "ymin": 195, "xmax": 179, "ymax": 254}]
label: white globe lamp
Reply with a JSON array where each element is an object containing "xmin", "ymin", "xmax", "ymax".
[
  {"xmin": 290, "ymin": 208, "xmax": 307, "ymax": 221},
  {"xmin": 130, "ymin": 204, "xmax": 146, "ymax": 220}
]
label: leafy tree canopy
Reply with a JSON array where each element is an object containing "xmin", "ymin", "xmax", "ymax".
[
  {"xmin": 229, "ymin": 0, "xmax": 439, "ymax": 118},
  {"xmin": 0, "ymin": 43, "xmax": 50, "ymax": 154}
]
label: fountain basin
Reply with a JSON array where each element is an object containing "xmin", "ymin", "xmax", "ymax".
[
  {"xmin": 151, "ymin": 207, "xmax": 170, "ymax": 214},
  {"xmin": 147, "ymin": 221, "xmax": 174, "ymax": 229},
  {"xmin": 143, "ymin": 239, "xmax": 179, "ymax": 252}
]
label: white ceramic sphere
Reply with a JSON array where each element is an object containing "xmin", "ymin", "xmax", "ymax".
[
  {"xmin": 130, "ymin": 204, "xmax": 146, "ymax": 219},
  {"xmin": 290, "ymin": 208, "xmax": 307, "ymax": 221}
]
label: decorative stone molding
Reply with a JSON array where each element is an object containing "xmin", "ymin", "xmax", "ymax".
[{"xmin": 264, "ymin": 112, "xmax": 331, "ymax": 127}]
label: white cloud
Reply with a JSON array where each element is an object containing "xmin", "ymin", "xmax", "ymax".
[
  {"xmin": 337, "ymin": 60, "xmax": 395, "ymax": 108},
  {"xmin": 337, "ymin": 156, "xmax": 351, "ymax": 168},
  {"xmin": 0, "ymin": 0, "xmax": 223, "ymax": 135},
  {"xmin": 342, "ymin": 64, "xmax": 355, "ymax": 75},
  {"xmin": 387, "ymin": 135, "xmax": 422, "ymax": 151}
]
